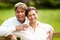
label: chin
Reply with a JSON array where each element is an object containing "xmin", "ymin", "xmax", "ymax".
[{"xmin": 31, "ymin": 21, "xmax": 36, "ymax": 23}]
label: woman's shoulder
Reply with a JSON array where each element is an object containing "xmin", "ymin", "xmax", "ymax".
[{"xmin": 38, "ymin": 21, "xmax": 54, "ymax": 30}]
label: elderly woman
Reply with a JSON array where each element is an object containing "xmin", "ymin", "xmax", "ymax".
[{"xmin": 9, "ymin": 6, "xmax": 54, "ymax": 40}]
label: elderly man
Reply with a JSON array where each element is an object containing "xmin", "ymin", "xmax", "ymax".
[{"xmin": 0, "ymin": 2, "xmax": 29, "ymax": 39}]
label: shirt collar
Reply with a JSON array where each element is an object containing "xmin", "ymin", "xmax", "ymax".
[{"xmin": 15, "ymin": 17, "xmax": 29, "ymax": 24}]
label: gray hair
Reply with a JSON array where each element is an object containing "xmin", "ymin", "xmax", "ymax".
[{"xmin": 14, "ymin": 2, "xmax": 27, "ymax": 11}]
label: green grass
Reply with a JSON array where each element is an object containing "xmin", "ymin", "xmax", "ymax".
[
  {"xmin": 37, "ymin": 9, "xmax": 60, "ymax": 40},
  {"xmin": 0, "ymin": 9, "xmax": 15, "ymax": 24},
  {"xmin": 38, "ymin": 9, "xmax": 60, "ymax": 32},
  {"xmin": 0, "ymin": 9, "xmax": 60, "ymax": 40}
]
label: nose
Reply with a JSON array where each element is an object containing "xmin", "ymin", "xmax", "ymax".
[
  {"xmin": 31, "ymin": 16, "xmax": 34, "ymax": 19},
  {"xmin": 19, "ymin": 12, "xmax": 22, "ymax": 15}
]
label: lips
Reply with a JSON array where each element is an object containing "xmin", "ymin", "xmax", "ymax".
[{"xmin": 31, "ymin": 18, "xmax": 35, "ymax": 21}]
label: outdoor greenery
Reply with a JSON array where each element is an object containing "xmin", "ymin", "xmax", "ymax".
[
  {"xmin": 0, "ymin": 0, "xmax": 60, "ymax": 40},
  {"xmin": 0, "ymin": 9, "xmax": 60, "ymax": 40},
  {"xmin": 0, "ymin": 9, "xmax": 60, "ymax": 32},
  {"xmin": 0, "ymin": 0, "xmax": 60, "ymax": 9}
]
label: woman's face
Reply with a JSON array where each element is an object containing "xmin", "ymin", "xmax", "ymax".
[{"xmin": 27, "ymin": 10, "xmax": 38, "ymax": 23}]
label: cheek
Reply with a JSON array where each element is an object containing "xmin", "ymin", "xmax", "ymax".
[
  {"xmin": 23, "ymin": 13, "xmax": 25, "ymax": 16},
  {"xmin": 16, "ymin": 14, "xmax": 19, "ymax": 17},
  {"xmin": 36, "ymin": 14, "xmax": 38, "ymax": 18},
  {"xmin": 34, "ymin": 14, "xmax": 38, "ymax": 19},
  {"xmin": 35, "ymin": 16, "xmax": 38, "ymax": 19},
  {"xmin": 27, "ymin": 16, "xmax": 31, "ymax": 20},
  {"xmin": 22, "ymin": 13, "xmax": 25, "ymax": 16}
]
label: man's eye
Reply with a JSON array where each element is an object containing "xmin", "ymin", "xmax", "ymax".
[
  {"xmin": 21, "ymin": 11, "xmax": 24, "ymax": 13},
  {"xmin": 17, "ymin": 11, "xmax": 20, "ymax": 13}
]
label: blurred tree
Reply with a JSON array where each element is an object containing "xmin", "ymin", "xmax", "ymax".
[
  {"xmin": 0, "ymin": 0, "xmax": 60, "ymax": 9},
  {"xmin": 50, "ymin": 0, "xmax": 60, "ymax": 8}
]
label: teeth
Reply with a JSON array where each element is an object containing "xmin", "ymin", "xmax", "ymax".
[{"xmin": 19, "ymin": 17, "xmax": 23, "ymax": 18}]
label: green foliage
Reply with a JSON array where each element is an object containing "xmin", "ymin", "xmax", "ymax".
[
  {"xmin": 38, "ymin": 9, "xmax": 60, "ymax": 32},
  {"xmin": 0, "ymin": 9, "xmax": 60, "ymax": 32},
  {"xmin": 29, "ymin": 1, "xmax": 35, "ymax": 6},
  {"xmin": 0, "ymin": 0, "xmax": 60, "ymax": 9},
  {"xmin": 0, "ymin": 9, "xmax": 60, "ymax": 40},
  {"xmin": 0, "ymin": 2, "xmax": 13, "ymax": 9},
  {"xmin": 49, "ymin": 0, "xmax": 60, "ymax": 7},
  {"xmin": 0, "ymin": 9, "xmax": 15, "ymax": 24}
]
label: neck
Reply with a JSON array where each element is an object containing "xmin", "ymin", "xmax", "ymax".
[
  {"xmin": 18, "ymin": 18, "xmax": 25, "ymax": 24},
  {"xmin": 30, "ymin": 21, "xmax": 37, "ymax": 30}
]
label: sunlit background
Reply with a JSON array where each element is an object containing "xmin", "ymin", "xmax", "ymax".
[{"xmin": 0, "ymin": 0, "xmax": 60, "ymax": 40}]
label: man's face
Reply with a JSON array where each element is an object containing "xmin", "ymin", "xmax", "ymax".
[{"xmin": 15, "ymin": 7, "xmax": 26, "ymax": 23}]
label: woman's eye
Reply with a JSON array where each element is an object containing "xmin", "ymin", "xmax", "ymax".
[{"xmin": 28, "ymin": 15, "xmax": 31, "ymax": 17}]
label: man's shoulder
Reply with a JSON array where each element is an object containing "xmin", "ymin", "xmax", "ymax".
[
  {"xmin": 4, "ymin": 16, "xmax": 16, "ymax": 22},
  {"xmin": 2, "ymin": 16, "xmax": 17, "ymax": 25}
]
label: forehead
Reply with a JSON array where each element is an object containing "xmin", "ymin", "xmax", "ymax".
[
  {"xmin": 16, "ymin": 6, "xmax": 25, "ymax": 11},
  {"xmin": 28, "ymin": 10, "xmax": 37, "ymax": 15}
]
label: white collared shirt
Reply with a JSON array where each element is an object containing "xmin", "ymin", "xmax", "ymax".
[
  {"xmin": 0, "ymin": 16, "xmax": 29, "ymax": 36},
  {"xmin": 19, "ymin": 21, "xmax": 54, "ymax": 40}
]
